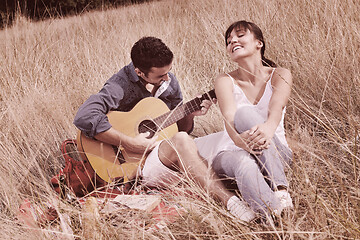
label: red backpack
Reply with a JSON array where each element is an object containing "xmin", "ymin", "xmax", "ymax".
[{"xmin": 51, "ymin": 139, "xmax": 107, "ymax": 198}]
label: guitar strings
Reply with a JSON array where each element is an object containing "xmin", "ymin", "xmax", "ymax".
[{"xmin": 152, "ymin": 92, "xmax": 210, "ymax": 130}]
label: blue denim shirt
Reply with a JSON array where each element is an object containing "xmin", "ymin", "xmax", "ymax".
[{"xmin": 74, "ymin": 62, "xmax": 183, "ymax": 138}]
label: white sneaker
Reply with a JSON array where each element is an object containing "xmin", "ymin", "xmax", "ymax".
[
  {"xmin": 227, "ymin": 196, "xmax": 256, "ymax": 222},
  {"xmin": 274, "ymin": 191, "xmax": 293, "ymax": 214}
]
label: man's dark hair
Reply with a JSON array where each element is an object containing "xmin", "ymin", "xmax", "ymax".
[{"xmin": 131, "ymin": 37, "xmax": 174, "ymax": 75}]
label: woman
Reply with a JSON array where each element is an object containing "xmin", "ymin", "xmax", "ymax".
[{"xmin": 196, "ymin": 20, "xmax": 293, "ymax": 221}]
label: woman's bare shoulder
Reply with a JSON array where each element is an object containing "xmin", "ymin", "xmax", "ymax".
[
  {"xmin": 274, "ymin": 67, "xmax": 291, "ymax": 77},
  {"xmin": 272, "ymin": 67, "xmax": 293, "ymax": 86},
  {"xmin": 215, "ymin": 72, "xmax": 234, "ymax": 92},
  {"xmin": 215, "ymin": 71, "xmax": 236, "ymax": 82},
  {"xmin": 215, "ymin": 73, "xmax": 235, "ymax": 92}
]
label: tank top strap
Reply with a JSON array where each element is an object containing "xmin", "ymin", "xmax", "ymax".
[
  {"xmin": 225, "ymin": 73, "xmax": 236, "ymax": 85},
  {"xmin": 268, "ymin": 68, "xmax": 276, "ymax": 84},
  {"xmin": 225, "ymin": 73, "xmax": 236, "ymax": 87}
]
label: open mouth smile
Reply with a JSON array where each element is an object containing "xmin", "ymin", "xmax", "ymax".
[{"xmin": 232, "ymin": 46, "xmax": 242, "ymax": 53}]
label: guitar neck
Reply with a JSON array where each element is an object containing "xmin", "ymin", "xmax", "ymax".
[{"xmin": 154, "ymin": 89, "xmax": 216, "ymax": 129}]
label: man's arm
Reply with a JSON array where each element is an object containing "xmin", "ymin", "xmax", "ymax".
[
  {"xmin": 73, "ymin": 75, "xmax": 125, "ymax": 138},
  {"xmin": 94, "ymin": 127, "xmax": 158, "ymax": 153},
  {"xmin": 177, "ymin": 114, "xmax": 195, "ymax": 133},
  {"xmin": 74, "ymin": 81, "xmax": 158, "ymax": 154}
]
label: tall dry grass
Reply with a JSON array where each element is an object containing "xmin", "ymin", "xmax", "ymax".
[{"xmin": 0, "ymin": 0, "xmax": 359, "ymax": 239}]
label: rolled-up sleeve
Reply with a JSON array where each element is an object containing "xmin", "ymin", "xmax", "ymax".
[{"xmin": 74, "ymin": 75, "xmax": 125, "ymax": 138}]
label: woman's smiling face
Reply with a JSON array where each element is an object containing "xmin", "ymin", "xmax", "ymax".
[{"xmin": 226, "ymin": 27, "xmax": 262, "ymax": 61}]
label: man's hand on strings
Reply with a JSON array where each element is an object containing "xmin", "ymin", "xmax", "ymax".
[
  {"xmin": 122, "ymin": 132, "xmax": 159, "ymax": 153},
  {"xmin": 192, "ymin": 95, "xmax": 217, "ymax": 117}
]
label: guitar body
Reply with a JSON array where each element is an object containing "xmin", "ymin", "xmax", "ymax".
[{"xmin": 77, "ymin": 97, "xmax": 178, "ymax": 183}]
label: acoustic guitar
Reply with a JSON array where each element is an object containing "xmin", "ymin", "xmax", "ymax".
[{"xmin": 76, "ymin": 89, "xmax": 216, "ymax": 183}]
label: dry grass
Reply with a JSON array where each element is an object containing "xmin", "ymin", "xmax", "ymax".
[{"xmin": 0, "ymin": 0, "xmax": 359, "ymax": 239}]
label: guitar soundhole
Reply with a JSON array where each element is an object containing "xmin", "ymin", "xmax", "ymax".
[{"xmin": 138, "ymin": 120, "xmax": 158, "ymax": 138}]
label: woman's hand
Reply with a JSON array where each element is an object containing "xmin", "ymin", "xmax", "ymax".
[
  {"xmin": 246, "ymin": 122, "xmax": 277, "ymax": 151},
  {"xmin": 233, "ymin": 122, "xmax": 276, "ymax": 154},
  {"xmin": 233, "ymin": 130, "xmax": 263, "ymax": 155}
]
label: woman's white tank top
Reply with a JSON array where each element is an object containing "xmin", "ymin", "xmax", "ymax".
[
  {"xmin": 224, "ymin": 68, "xmax": 288, "ymax": 147},
  {"xmin": 195, "ymin": 69, "xmax": 288, "ymax": 162}
]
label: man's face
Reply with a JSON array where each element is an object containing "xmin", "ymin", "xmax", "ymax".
[{"xmin": 139, "ymin": 64, "xmax": 172, "ymax": 87}]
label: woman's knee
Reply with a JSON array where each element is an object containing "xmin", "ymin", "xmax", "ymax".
[
  {"xmin": 234, "ymin": 106, "xmax": 264, "ymax": 133},
  {"xmin": 213, "ymin": 151, "xmax": 257, "ymax": 176}
]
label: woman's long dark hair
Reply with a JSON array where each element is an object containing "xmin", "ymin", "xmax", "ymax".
[{"xmin": 225, "ymin": 21, "xmax": 277, "ymax": 67}]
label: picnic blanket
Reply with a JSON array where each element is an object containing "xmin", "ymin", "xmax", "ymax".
[{"xmin": 16, "ymin": 139, "xmax": 186, "ymax": 237}]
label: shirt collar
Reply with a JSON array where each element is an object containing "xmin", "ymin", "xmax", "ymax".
[
  {"xmin": 154, "ymin": 78, "xmax": 172, "ymax": 98},
  {"xmin": 125, "ymin": 62, "xmax": 172, "ymax": 98},
  {"xmin": 126, "ymin": 62, "xmax": 141, "ymax": 83}
]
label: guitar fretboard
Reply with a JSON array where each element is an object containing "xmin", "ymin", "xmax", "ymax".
[{"xmin": 153, "ymin": 90, "xmax": 216, "ymax": 129}]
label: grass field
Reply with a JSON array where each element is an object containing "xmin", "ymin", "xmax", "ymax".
[{"xmin": 0, "ymin": 0, "xmax": 359, "ymax": 239}]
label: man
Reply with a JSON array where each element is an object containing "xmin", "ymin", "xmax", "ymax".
[{"xmin": 74, "ymin": 36, "xmax": 255, "ymax": 222}]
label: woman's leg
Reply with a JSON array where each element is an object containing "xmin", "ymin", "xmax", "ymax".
[
  {"xmin": 257, "ymin": 137, "xmax": 291, "ymax": 190},
  {"xmin": 234, "ymin": 106, "xmax": 292, "ymax": 190},
  {"xmin": 212, "ymin": 150, "xmax": 281, "ymax": 216}
]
